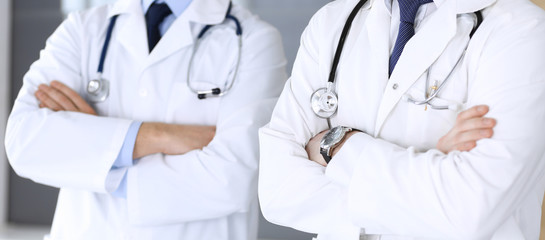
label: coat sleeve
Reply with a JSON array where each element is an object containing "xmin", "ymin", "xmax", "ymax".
[
  {"xmin": 324, "ymin": 11, "xmax": 545, "ymax": 240},
  {"xmin": 258, "ymin": 5, "xmax": 363, "ymax": 238},
  {"xmin": 4, "ymin": 12, "xmax": 132, "ymax": 193},
  {"xmin": 124, "ymin": 19, "xmax": 288, "ymax": 225},
  {"xmin": 259, "ymin": 3, "xmax": 545, "ymax": 239}
]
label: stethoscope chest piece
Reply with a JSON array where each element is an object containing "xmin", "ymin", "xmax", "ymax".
[
  {"xmin": 311, "ymin": 86, "xmax": 338, "ymax": 119},
  {"xmin": 87, "ymin": 78, "xmax": 110, "ymax": 102}
]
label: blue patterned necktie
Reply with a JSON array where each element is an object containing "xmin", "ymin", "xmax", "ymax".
[
  {"xmin": 145, "ymin": 3, "xmax": 172, "ymax": 52},
  {"xmin": 389, "ymin": 0, "xmax": 433, "ymax": 76}
]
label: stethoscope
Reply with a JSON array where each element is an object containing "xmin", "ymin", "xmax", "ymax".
[
  {"xmin": 311, "ymin": 0, "xmax": 483, "ymax": 127},
  {"xmin": 87, "ymin": 2, "xmax": 242, "ymax": 102}
]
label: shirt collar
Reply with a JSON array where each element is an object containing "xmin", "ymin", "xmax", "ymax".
[
  {"xmin": 383, "ymin": 0, "xmax": 439, "ymax": 15},
  {"xmin": 383, "ymin": 0, "xmax": 495, "ymax": 14},
  {"xmin": 141, "ymin": 0, "xmax": 193, "ymax": 18},
  {"xmin": 110, "ymin": 0, "xmax": 229, "ymax": 25}
]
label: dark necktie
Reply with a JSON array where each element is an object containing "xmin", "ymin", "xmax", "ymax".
[
  {"xmin": 145, "ymin": 2, "xmax": 172, "ymax": 52},
  {"xmin": 388, "ymin": 0, "xmax": 433, "ymax": 76}
]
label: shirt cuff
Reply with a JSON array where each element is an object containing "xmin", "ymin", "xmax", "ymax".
[
  {"xmin": 112, "ymin": 121, "xmax": 142, "ymax": 168},
  {"xmin": 107, "ymin": 121, "xmax": 142, "ymax": 198},
  {"xmin": 111, "ymin": 171, "xmax": 129, "ymax": 198},
  {"xmin": 106, "ymin": 167, "xmax": 128, "ymax": 195}
]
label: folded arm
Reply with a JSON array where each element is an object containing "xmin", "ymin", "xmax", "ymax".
[
  {"xmin": 260, "ymin": 7, "xmax": 545, "ymax": 239},
  {"xmin": 124, "ymin": 23, "xmax": 287, "ymax": 225},
  {"xmin": 4, "ymin": 13, "xmax": 135, "ymax": 193}
]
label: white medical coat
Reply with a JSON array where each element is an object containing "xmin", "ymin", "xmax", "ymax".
[
  {"xmin": 259, "ymin": 0, "xmax": 545, "ymax": 239},
  {"xmin": 5, "ymin": 0, "xmax": 287, "ymax": 239}
]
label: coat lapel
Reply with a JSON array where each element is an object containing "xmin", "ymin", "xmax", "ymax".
[
  {"xmin": 144, "ymin": 16, "xmax": 193, "ymax": 68},
  {"xmin": 373, "ymin": 0, "xmax": 458, "ymax": 136},
  {"xmin": 143, "ymin": 0, "xmax": 229, "ymax": 68},
  {"xmin": 108, "ymin": 0, "xmax": 230, "ymax": 71},
  {"xmin": 109, "ymin": 0, "xmax": 148, "ymax": 69}
]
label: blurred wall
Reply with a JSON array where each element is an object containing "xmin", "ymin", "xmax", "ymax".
[
  {"xmin": 9, "ymin": 0, "xmax": 63, "ymax": 225},
  {"xmin": 0, "ymin": 0, "xmax": 12, "ymax": 227},
  {"xmin": 251, "ymin": 0, "xmax": 331, "ymax": 73}
]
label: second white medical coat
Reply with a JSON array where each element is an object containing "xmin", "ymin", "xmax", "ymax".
[
  {"xmin": 5, "ymin": 0, "xmax": 287, "ymax": 239},
  {"xmin": 259, "ymin": 0, "xmax": 545, "ymax": 239}
]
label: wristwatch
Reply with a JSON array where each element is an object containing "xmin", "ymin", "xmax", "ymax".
[{"xmin": 320, "ymin": 126, "xmax": 353, "ymax": 164}]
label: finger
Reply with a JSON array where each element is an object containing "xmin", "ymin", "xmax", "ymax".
[
  {"xmin": 316, "ymin": 129, "xmax": 328, "ymax": 138},
  {"xmin": 455, "ymin": 141, "xmax": 477, "ymax": 152},
  {"xmin": 38, "ymin": 84, "xmax": 78, "ymax": 111},
  {"xmin": 35, "ymin": 89, "xmax": 63, "ymax": 111},
  {"xmin": 456, "ymin": 117, "xmax": 496, "ymax": 132},
  {"xmin": 435, "ymin": 135, "xmax": 452, "ymax": 154},
  {"xmin": 50, "ymin": 81, "xmax": 96, "ymax": 115},
  {"xmin": 456, "ymin": 105, "xmax": 489, "ymax": 122},
  {"xmin": 455, "ymin": 128, "xmax": 494, "ymax": 146}
]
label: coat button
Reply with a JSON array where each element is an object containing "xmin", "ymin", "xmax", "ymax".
[{"xmin": 392, "ymin": 83, "xmax": 398, "ymax": 90}]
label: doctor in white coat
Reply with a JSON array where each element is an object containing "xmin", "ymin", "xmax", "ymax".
[
  {"xmin": 259, "ymin": 0, "xmax": 545, "ymax": 239},
  {"xmin": 5, "ymin": 0, "xmax": 286, "ymax": 239}
]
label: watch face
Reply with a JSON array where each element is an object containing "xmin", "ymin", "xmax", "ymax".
[{"xmin": 323, "ymin": 126, "xmax": 345, "ymax": 145}]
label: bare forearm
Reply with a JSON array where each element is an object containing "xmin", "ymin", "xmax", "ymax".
[
  {"xmin": 133, "ymin": 122, "xmax": 165, "ymax": 159},
  {"xmin": 133, "ymin": 122, "xmax": 216, "ymax": 159}
]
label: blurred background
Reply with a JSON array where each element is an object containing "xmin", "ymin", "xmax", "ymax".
[{"xmin": 0, "ymin": 0, "xmax": 544, "ymax": 240}]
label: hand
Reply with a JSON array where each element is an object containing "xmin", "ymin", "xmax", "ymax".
[
  {"xmin": 305, "ymin": 130, "xmax": 328, "ymax": 166},
  {"xmin": 35, "ymin": 80, "xmax": 97, "ymax": 115},
  {"xmin": 305, "ymin": 130, "xmax": 359, "ymax": 167},
  {"xmin": 133, "ymin": 123, "xmax": 216, "ymax": 159},
  {"xmin": 437, "ymin": 105, "xmax": 496, "ymax": 153}
]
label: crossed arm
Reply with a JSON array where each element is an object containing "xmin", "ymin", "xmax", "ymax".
[
  {"xmin": 305, "ymin": 104, "xmax": 496, "ymax": 166},
  {"xmin": 35, "ymin": 80, "xmax": 216, "ymax": 158},
  {"xmin": 37, "ymin": 80, "xmax": 495, "ymax": 164}
]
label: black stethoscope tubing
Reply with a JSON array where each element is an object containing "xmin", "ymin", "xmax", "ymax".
[
  {"xmin": 312, "ymin": 0, "xmax": 483, "ymax": 128},
  {"xmin": 328, "ymin": 0, "xmax": 369, "ymax": 84},
  {"xmin": 328, "ymin": 0, "xmax": 482, "ymax": 85}
]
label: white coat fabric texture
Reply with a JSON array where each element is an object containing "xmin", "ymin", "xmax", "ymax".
[
  {"xmin": 259, "ymin": 0, "xmax": 545, "ymax": 239},
  {"xmin": 4, "ymin": 0, "xmax": 287, "ymax": 239}
]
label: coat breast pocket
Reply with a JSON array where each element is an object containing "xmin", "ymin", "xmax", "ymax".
[
  {"xmin": 164, "ymin": 28, "xmax": 238, "ymax": 125},
  {"xmin": 165, "ymin": 82, "xmax": 221, "ymax": 125},
  {"xmin": 402, "ymin": 72, "xmax": 468, "ymax": 151},
  {"xmin": 187, "ymin": 27, "xmax": 238, "ymax": 93}
]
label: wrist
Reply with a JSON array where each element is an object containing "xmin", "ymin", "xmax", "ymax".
[
  {"xmin": 320, "ymin": 126, "xmax": 354, "ymax": 164},
  {"xmin": 134, "ymin": 122, "xmax": 168, "ymax": 158},
  {"xmin": 330, "ymin": 130, "xmax": 358, "ymax": 158}
]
